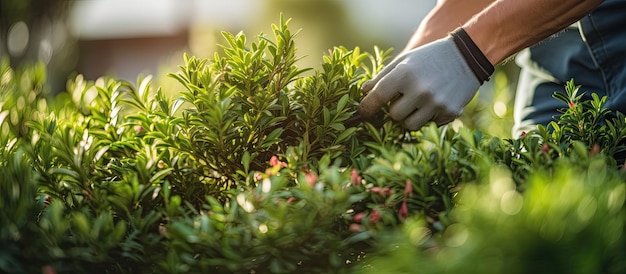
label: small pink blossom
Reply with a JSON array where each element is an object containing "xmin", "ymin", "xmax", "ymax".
[
  {"xmin": 270, "ymin": 156, "xmax": 280, "ymax": 167},
  {"xmin": 384, "ymin": 188, "xmax": 392, "ymax": 196},
  {"xmin": 590, "ymin": 143, "xmax": 600, "ymax": 156},
  {"xmin": 541, "ymin": 143, "xmax": 549, "ymax": 153},
  {"xmin": 369, "ymin": 187, "xmax": 391, "ymax": 197},
  {"xmin": 305, "ymin": 171, "xmax": 318, "ymax": 187},
  {"xmin": 349, "ymin": 223, "xmax": 363, "ymax": 232},
  {"xmin": 350, "ymin": 169, "xmax": 362, "ymax": 186},
  {"xmin": 398, "ymin": 200, "xmax": 408, "ymax": 220},
  {"xmin": 369, "ymin": 187, "xmax": 381, "ymax": 194},
  {"xmin": 568, "ymin": 102, "xmax": 576, "ymax": 109},
  {"xmin": 269, "ymin": 155, "xmax": 286, "ymax": 168},
  {"xmin": 404, "ymin": 180, "xmax": 413, "ymax": 197},
  {"xmin": 353, "ymin": 212, "xmax": 365, "ymax": 223},
  {"xmin": 369, "ymin": 210, "xmax": 381, "ymax": 224},
  {"xmin": 254, "ymin": 172, "xmax": 263, "ymax": 181}
]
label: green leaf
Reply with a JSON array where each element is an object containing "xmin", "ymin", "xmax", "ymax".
[
  {"xmin": 336, "ymin": 94, "xmax": 349, "ymax": 112},
  {"xmin": 335, "ymin": 127, "xmax": 356, "ymax": 144},
  {"xmin": 242, "ymin": 151, "xmax": 251, "ymax": 174},
  {"xmin": 150, "ymin": 168, "xmax": 174, "ymax": 184}
]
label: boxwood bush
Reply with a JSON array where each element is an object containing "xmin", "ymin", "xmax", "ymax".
[{"xmin": 1, "ymin": 16, "xmax": 625, "ymax": 274}]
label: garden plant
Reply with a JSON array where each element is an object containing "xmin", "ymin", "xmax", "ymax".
[{"xmin": 1, "ymin": 15, "xmax": 625, "ymax": 274}]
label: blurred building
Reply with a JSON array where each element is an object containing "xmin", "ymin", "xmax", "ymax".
[{"xmin": 71, "ymin": 0, "xmax": 191, "ymax": 82}]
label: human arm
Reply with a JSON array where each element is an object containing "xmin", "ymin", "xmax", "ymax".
[
  {"xmin": 358, "ymin": 0, "xmax": 604, "ymax": 130},
  {"xmin": 466, "ymin": 0, "xmax": 604, "ymax": 65},
  {"xmin": 403, "ymin": 0, "xmax": 495, "ymax": 52}
]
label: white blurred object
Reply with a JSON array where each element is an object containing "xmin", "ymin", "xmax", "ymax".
[
  {"xmin": 70, "ymin": 0, "xmax": 263, "ymax": 40},
  {"xmin": 71, "ymin": 0, "xmax": 188, "ymax": 39},
  {"xmin": 340, "ymin": 0, "xmax": 436, "ymax": 41}
]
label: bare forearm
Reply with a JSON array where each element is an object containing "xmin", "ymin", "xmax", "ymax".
[
  {"xmin": 465, "ymin": 0, "xmax": 604, "ymax": 65},
  {"xmin": 404, "ymin": 0, "xmax": 495, "ymax": 52}
]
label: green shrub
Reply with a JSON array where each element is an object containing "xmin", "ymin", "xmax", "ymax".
[
  {"xmin": 360, "ymin": 157, "xmax": 626, "ymax": 274},
  {"xmin": 1, "ymin": 15, "xmax": 625, "ymax": 274}
]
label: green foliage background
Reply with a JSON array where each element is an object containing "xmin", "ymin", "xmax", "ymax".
[{"xmin": 1, "ymin": 16, "xmax": 625, "ymax": 274}]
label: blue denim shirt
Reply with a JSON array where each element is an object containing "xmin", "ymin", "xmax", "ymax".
[{"xmin": 512, "ymin": 0, "xmax": 626, "ymax": 136}]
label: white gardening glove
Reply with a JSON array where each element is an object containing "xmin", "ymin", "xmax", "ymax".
[{"xmin": 359, "ymin": 29, "xmax": 492, "ymax": 131}]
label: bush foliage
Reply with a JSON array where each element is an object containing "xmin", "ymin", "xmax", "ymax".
[{"xmin": 1, "ymin": 16, "xmax": 625, "ymax": 274}]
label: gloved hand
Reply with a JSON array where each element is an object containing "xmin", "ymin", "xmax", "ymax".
[{"xmin": 358, "ymin": 29, "xmax": 491, "ymax": 131}]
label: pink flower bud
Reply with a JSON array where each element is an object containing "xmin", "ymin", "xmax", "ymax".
[
  {"xmin": 353, "ymin": 212, "xmax": 365, "ymax": 223},
  {"xmin": 404, "ymin": 180, "xmax": 413, "ymax": 197},
  {"xmin": 349, "ymin": 223, "xmax": 363, "ymax": 232},
  {"xmin": 134, "ymin": 125, "xmax": 144, "ymax": 134},
  {"xmin": 541, "ymin": 143, "xmax": 549, "ymax": 153},
  {"xmin": 398, "ymin": 200, "xmax": 408, "ymax": 220},
  {"xmin": 590, "ymin": 143, "xmax": 600, "ymax": 156},
  {"xmin": 383, "ymin": 187, "xmax": 392, "ymax": 196},
  {"xmin": 270, "ymin": 156, "xmax": 280, "ymax": 167},
  {"xmin": 369, "ymin": 209, "xmax": 381, "ymax": 224},
  {"xmin": 369, "ymin": 187, "xmax": 382, "ymax": 194},
  {"xmin": 520, "ymin": 131, "xmax": 526, "ymax": 137},
  {"xmin": 305, "ymin": 172, "xmax": 318, "ymax": 187},
  {"xmin": 568, "ymin": 102, "xmax": 576, "ymax": 108},
  {"xmin": 350, "ymin": 169, "xmax": 362, "ymax": 185},
  {"xmin": 254, "ymin": 172, "xmax": 263, "ymax": 181},
  {"xmin": 369, "ymin": 187, "xmax": 391, "ymax": 197}
]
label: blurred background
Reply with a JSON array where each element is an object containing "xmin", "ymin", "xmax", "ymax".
[
  {"xmin": 0, "ymin": 0, "xmax": 518, "ymax": 137},
  {"xmin": 1, "ymin": 0, "xmax": 435, "ymax": 89}
]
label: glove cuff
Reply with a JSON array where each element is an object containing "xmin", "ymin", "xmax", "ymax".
[{"xmin": 450, "ymin": 27, "xmax": 494, "ymax": 84}]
